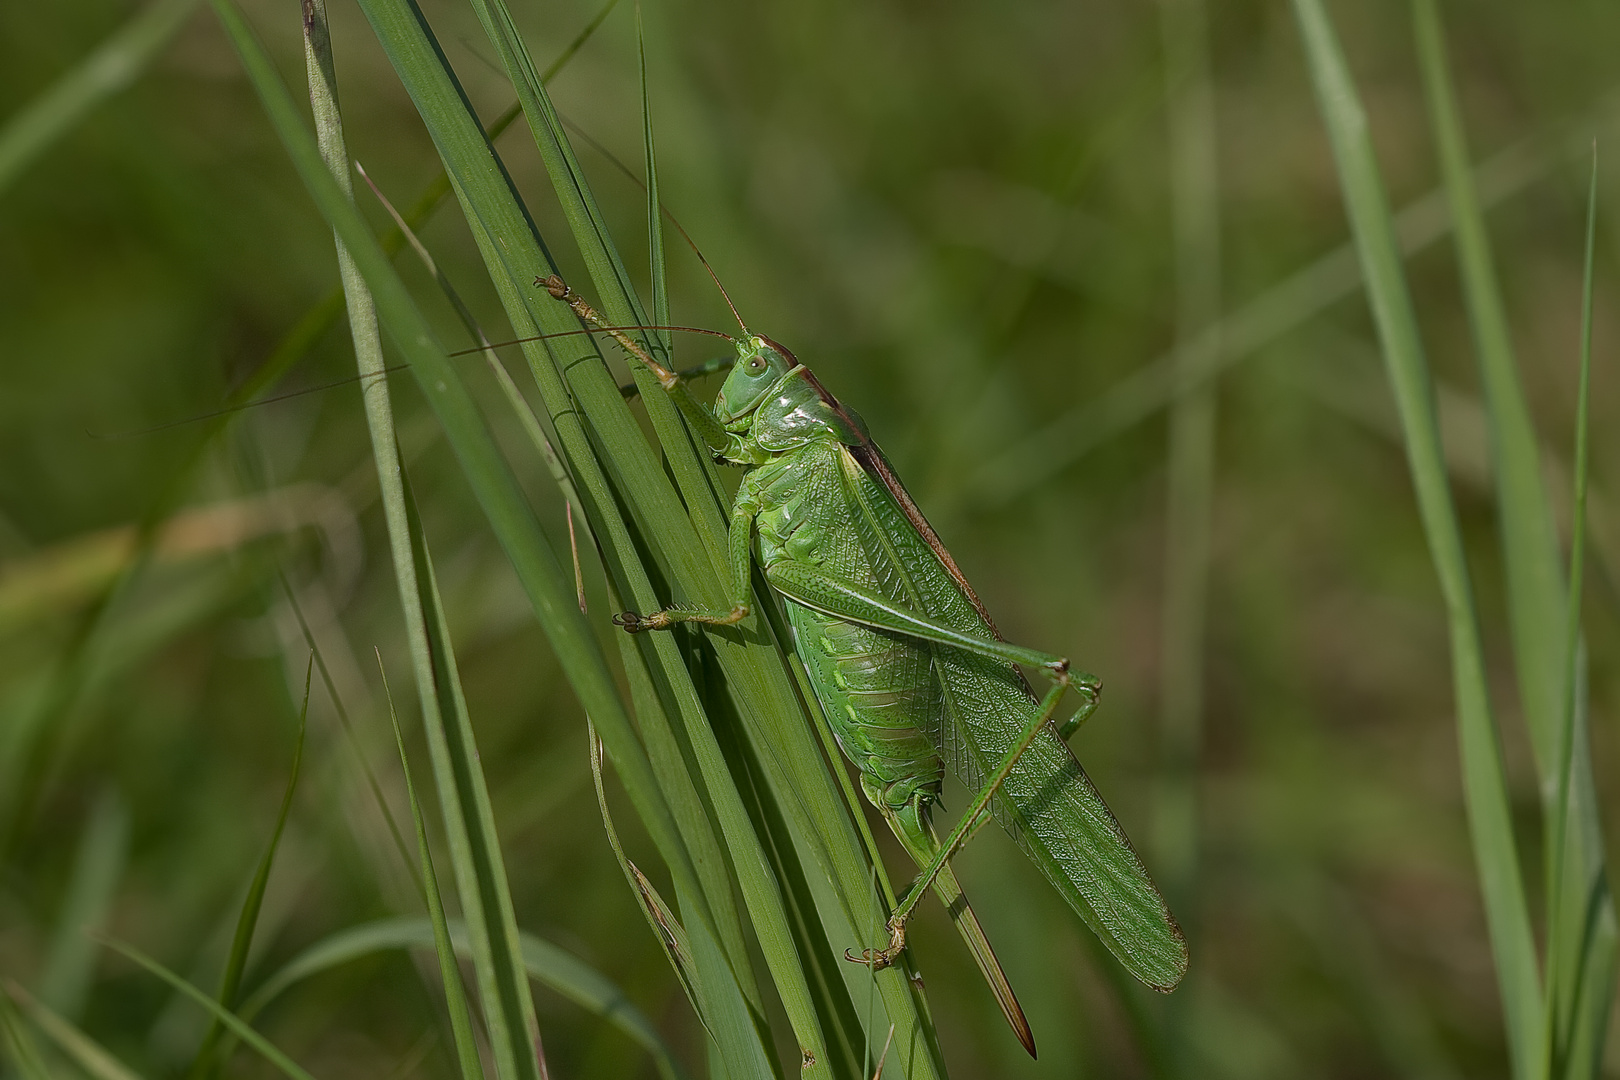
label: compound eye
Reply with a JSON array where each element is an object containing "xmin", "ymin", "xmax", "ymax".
[{"xmin": 747, "ymin": 356, "xmax": 767, "ymax": 373}]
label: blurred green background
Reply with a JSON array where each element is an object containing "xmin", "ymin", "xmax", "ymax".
[{"xmin": 2, "ymin": 0, "xmax": 1617, "ymax": 1076}]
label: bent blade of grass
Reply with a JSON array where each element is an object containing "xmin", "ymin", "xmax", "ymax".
[
  {"xmin": 1410, "ymin": 0, "xmax": 1567, "ymax": 775},
  {"xmin": 1291, "ymin": 3, "xmax": 1542, "ymax": 1076},
  {"xmin": 3, "ymin": 981, "xmax": 145, "ymax": 1080},
  {"xmin": 100, "ymin": 940, "xmax": 319, "ymax": 1080},
  {"xmin": 1414, "ymin": 11, "xmax": 1618, "ymax": 1075},
  {"xmin": 0, "ymin": 0, "xmax": 198, "ymax": 197},
  {"xmin": 188, "ymin": 663, "xmax": 307, "ymax": 1080},
  {"xmin": 587, "ymin": 721, "xmax": 711, "ymax": 1042}
]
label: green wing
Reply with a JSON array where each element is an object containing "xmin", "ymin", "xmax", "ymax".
[{"xmin": 839, "ymin": 445, "xmax": 1188, "ymax": 991}]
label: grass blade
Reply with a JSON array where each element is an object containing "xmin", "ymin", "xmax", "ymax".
[
  {"xmin": 188, "ymin": 662, "xmax": 307, "ymax": 1080},
  {"xmin": 1414, "ymin": 9, "xmax": 1618, "ymax": 1076},
  {"xmin": 0, "ymin": 989, "xmax": 55, "ymax": 1080},
  {"xmin": 1543, "ymin": 148, "xmax": 1615, "ymax": 1080},
  {"xmin": 1410, "ymin": 0, "xmax": 1566, "ymax": 768},
  {"xmin": 402, "ymin": 459, "xmax": 550, "ymax": 1080},
  {"xmin": 1290, "ymin": 3, "xmax": 1541, "ymax": 1075},
  {"xmin": 586, "ymin": 722, "xmax": 710, "ymax": 1041},
  {"xmin": 376, "ymin": 659, "xmax": 485, "ymax": 1080},
  {"xmin": 1152, "ymin": 0, "xmax": 1219, "ymax": 919},
  {"xmin": 100, "ymin": 940, "xmax": 319, "ymax": 1080},
  {"xmin": 0, "ymin": 0, "xmax": 197, "ymax": 197},
  {"xmin": 238, "ymin": 914, "xmax": 688, "ymax": 1080},
  {"xmin": 1154, "ymin": 0, "xmax": 1220, "ymax": 1068},
  {"xmin": 3, "ymin": 981, "xmax": 144, "ymax": 1080},
  {"xmin": 38, "ymin": 791, "xmax": 128, "ymax": 1022}
]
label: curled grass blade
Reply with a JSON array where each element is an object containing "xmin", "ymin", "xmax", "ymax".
[{"xmin": 1291, "ymin": 2, "xmax": 1541, "ymax": 1074}]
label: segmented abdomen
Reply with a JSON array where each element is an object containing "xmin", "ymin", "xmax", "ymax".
[{"xmin": 787, "ymin": 600, "xmax": 944, "ymax": 814}]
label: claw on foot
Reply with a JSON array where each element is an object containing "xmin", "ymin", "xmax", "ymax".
[
  {"xmin": 841, "ymin": 920, "xmax": 907, "ymax": 970},
  {"xmin": 612, "ymin": 611, "xmax": 665, "ymax": 633}
]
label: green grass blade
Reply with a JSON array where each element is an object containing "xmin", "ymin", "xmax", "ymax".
[
  {"xmin": 188, "ymin": 663, "xmax": 307, "ymax": 1080},
  {"xmin": 100, "ymin": 940, "xmax": 319, "ymax": 1080},
  {"xmin": 3, "ymin": 981, "xmax": 144, "ymax": 1080},
  {"xmin": 1543, "ymin": 148, "xmax": 1616, "ymax": 1080},
  {"xmin": 1152, "ymin": 0, "xmax": 1220, "ymax": 917},
  {"xmin": 0, "ymin": 989, "xmax": 56, "ymax": 1080},
  {"xmin": 1410, "ymin": 0, "xmax": 1567, "ymax": 770},
  {"xmin": 238, "ymin": 915, "xmax": 689, "ymax": 1080},
  {"xmin": 400, "ymin": 469, "xmax": 549, "ymax": 1080},
  {"xmin": 1155, "ymin": 0, "xmax": 1220, "ymax": 1067},
  {"xmin": 640, "ymin": 11, "xmax": 670, "ymax": 360},
  {"xmin": 586, "ymin": 722, "xmax": 711, "ymax": 1039},
  {"xmin": 376, "ymin": 660, "xmax": 486, "ymax": 1080},
  {"xmin": 0, "ymin": 0, "xmax": 197, "ymax": 197},
  {"xmin": 1413, "ymin": 10, "xmax": 1618, "ymax": 1076},
  {"xmin": 1290, "ymin": 3, "xmax": 1542, "ymax": 1076},
  {"xmin": 276, "ymin": 575, "xmax": 420, "ymax": 897},
  {"xmin": 38, "ymin": 792, "xmax": 128, "ymax": 1022}
]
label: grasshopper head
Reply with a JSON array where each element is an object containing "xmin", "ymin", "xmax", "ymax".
[{"xmin": 714, "ymin": 336, "xmax": 795, "ymax": 424}]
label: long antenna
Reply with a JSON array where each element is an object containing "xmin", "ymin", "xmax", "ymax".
[
  {"xmin": 92, "ymin": 324, "xmax": 735, "ymax": 438},
  {"xmin": 560, "ymin": 116, "xmax": 750, "ymax": 334},
  {"xmin": 450, "ymin": 323, "xmax": 734, "ymax": 358}
]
